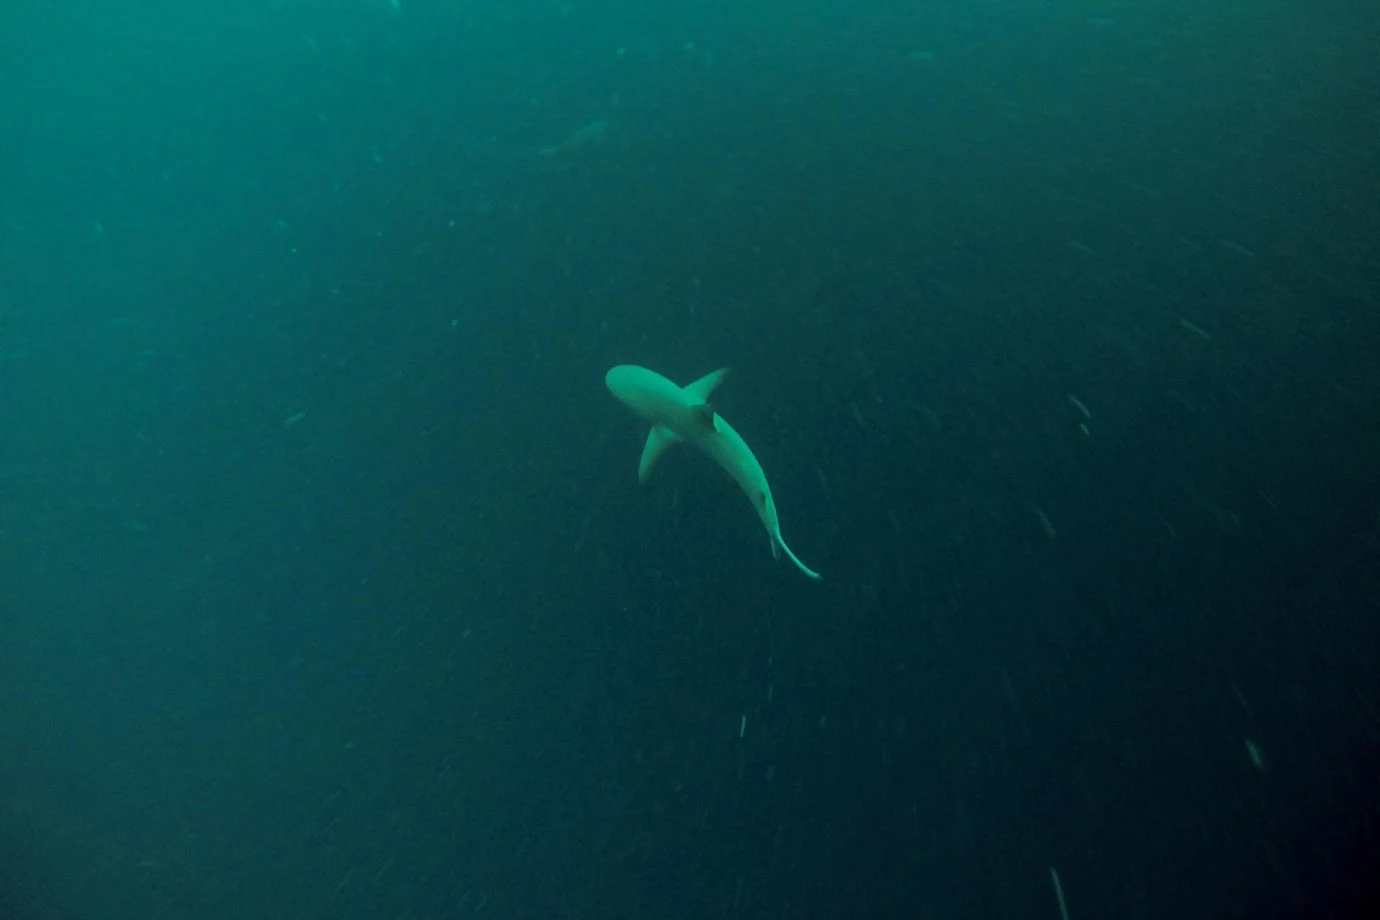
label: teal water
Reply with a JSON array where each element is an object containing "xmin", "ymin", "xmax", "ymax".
[{"xmin": 2, "ymin": 2, "xmax": 1377, "ymax": 918}]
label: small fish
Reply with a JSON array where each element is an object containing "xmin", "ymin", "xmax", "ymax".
[{"xmin": 1178, "ymin": 318, "xmax": 1212, "ymax": 341}]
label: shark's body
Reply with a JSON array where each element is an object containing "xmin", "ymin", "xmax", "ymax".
[{"xmin": 605, "ymin": 364, "xmax": 821, "ymax": 580}]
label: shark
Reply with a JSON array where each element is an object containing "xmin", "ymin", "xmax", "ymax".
[{"xmin": 605, "ymin": 364, "xmax": 822, "ymax": 580}]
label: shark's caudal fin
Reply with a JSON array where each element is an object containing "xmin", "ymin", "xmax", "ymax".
[{"xmin": 776, "ymin": 530, "xmax": 822, "ymax": 580}]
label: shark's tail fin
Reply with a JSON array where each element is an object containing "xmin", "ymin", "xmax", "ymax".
[{"xmin": 776, "ymin": 531, "xmax": 822, "ymax": 580}]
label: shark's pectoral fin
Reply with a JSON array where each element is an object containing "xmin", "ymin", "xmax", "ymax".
[
  {"xmin": 638, "ymin": 425, "xmax": 681, "ymax": 484},
  {"xmin": 683, "ymin": 367, "xmax": 731, "ymax": 404},
  {"xmin": 684, "ymin": 366, "xmax": 730, "ymax": 436}
]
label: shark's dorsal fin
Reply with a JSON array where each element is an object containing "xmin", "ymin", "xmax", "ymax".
[
  {"xmin": 689, "ymin": 403, "xmax": 718, "ymax": 435},
  {"xmin": 683, "ymin": 367, "xmax": 730, "ymax": 404},
  {"xmin": 637, "ymin": 425, "xmax": 681, "ymax": 484}
]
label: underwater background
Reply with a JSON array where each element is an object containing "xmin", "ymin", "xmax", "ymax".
[{"xmin": 1, "ymin": 1, "xmax": 1377, "ymax": 918}]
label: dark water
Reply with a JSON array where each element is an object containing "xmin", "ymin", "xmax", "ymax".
[{"xmin": 2, "ymin": 1, "xmax": 1378, "ymax": 918}]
